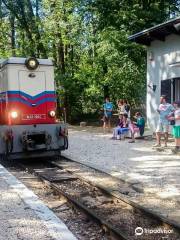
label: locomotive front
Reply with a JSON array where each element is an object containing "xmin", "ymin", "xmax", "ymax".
[{"xmin": 0, "ymin": 57, "xmax": 68, "ymax": 160}]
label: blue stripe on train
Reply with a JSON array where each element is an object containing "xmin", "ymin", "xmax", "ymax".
[
  {"xmin": 0, "ymin": 91, "xmax": 55, "ymax": 100},
  {"xmin": 6, "ymin": 97, "xmax": 56, "ymax": 106}
]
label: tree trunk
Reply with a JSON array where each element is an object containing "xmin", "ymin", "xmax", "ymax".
[
  {"xmin": 10, "ymin": 14, "xmax": 16, "ymax": 56},
  {"xmin": 36, "ymin": 0, "xmax": 39, "ymax": 17},
  {"xmin": 103, "ymin": 85, "xmax": 109, "ymax": 99},
  {"xmin": 57, "ymin": 33, "xmax": 65, "ymax": 74}
]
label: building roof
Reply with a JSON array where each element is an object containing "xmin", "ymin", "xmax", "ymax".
[
  {"xmin": 128, "ymin": 17, "xmax": 180, "ymax": 46},
  {"xmin": 0, "ymin": 57, "xmax": 53, "ymax": 68}
]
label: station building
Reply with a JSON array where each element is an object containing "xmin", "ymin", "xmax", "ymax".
[{"xmin": 129, "ymin": 17, "xmax": 180, "ymax": 131}]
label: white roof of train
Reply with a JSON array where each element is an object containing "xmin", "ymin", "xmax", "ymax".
[{"xmin": 0, "ymin": 57, "xmax": 53, "ymax": 68}]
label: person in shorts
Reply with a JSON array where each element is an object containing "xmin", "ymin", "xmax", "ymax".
[
  {"xmin": 102, "ymin": 97, "xmax": 113, "ymax": 131},
  {"xmin": 171, "ymin": 100, "xmax": 180, "ymax": 153},
  {"xmin": 153, "ymin": 95, "xmax": 174, "ymax": 147}
]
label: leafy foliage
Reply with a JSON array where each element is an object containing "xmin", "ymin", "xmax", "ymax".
[{"xmin": 0, "ymin": 0, "xmax": 180, "ymax": 121}]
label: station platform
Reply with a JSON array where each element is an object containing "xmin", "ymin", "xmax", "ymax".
[
  {"xmin": 64, "ymin": 126, "xmax": 180, "ymax": 228},
  {"xmin": 0, "ymin": 164, "xmax": 77, "ymax": 240}
]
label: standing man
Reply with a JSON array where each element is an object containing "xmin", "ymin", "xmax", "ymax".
[
  {"xmin": 124, "ymin": 100, "xmax": 131, "ymax": 118},
  {"xmin": 103, "ymin": 97, "xmax": 113, "ymax": 132},
  {"xmin": 153, "ymin": 95, "xmax": 174, "ymax": 147}
]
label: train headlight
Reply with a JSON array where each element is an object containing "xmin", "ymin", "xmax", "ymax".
[
  {"xmin": 25, "ymin": 57, "xmax": 39, "ymax": 70},
  {"xmin": 49, "ymin": 110, "xmax": 56, "ymax": 117},
  {"xmin": 11, "ymin": 111, "xmax": 18, "ymax": 119}
]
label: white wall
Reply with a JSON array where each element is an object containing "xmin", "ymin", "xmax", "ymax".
[{"xmin": 147, "ymin": 34, "xmax": 180, "ymax": 131}]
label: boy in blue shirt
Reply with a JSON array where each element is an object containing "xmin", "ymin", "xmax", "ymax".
[{"xmin": 103, "ymin": 97, "xmax": 113, "ymax": 132}]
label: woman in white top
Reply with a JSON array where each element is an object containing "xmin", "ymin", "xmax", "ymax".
[{"xmin": 117, "ymin": 99, "xmax": 125, "ymax": 115}]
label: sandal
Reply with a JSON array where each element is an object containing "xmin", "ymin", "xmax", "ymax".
[{"xmin": 152, "ymin": 143, "xmax": 161, "ymax": 147}]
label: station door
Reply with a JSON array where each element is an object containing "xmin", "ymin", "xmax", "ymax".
[{"xmin": 161, "ymin": 78, "xmax": 180, "ymax": 103}]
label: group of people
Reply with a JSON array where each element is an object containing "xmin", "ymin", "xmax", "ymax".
[
  {"xmin": 102, "ymin": 95, "xmax": 180, "ymax": 151},
  {"xmin": 102, "ymin": 97, "xmax": 145, "ymax": 143},
  {"xmin": 154, "ymin": 95, "xmax": 180, "ymax": 152}
]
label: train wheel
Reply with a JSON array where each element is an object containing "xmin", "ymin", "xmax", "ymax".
[
  {"xmin": 64, "ymin": 136, "xmax": 68, "ymax": 149},
  {"xmin": 5, "ymin": 138, "xmax": 13, "ymax": 155},
  {"xmin": 0, "ymin": 154, "xmax": 7, "ymax": 162},
  {"xmin": 0, "ymin": 154, "xmax": 3, "ymax": 162},
  {"xmin": 54, "ymin": 151, "xmax": 61, "ymax": 161}
]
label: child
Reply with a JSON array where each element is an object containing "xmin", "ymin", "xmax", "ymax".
[
  {"xmin": 172, "ymin": 101, "xmax": 180, "ymax": 153},
  {"xmin": 129, "ymin": 112, "xmax": 145, "ymax": 143},
  {"xmin": 112, "ymin": 113, "xmax": 129, "ymax": 139},
  {"xmin": 112, "ymin": 113, "xmax": 123, "ymax": 139},
  {"xmin": 102, "ymin": 97, "xmax": 113, "ymax": 132}
]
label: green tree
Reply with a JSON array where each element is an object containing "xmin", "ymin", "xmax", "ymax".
[{"xmin": 0, "ymin": 0, "xmax": 180, "ymax": 121}]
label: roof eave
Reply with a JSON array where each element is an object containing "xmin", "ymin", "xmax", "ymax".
[{"xmin": 128, "ymin": 17, "xmax": 180, "ymax": 46}]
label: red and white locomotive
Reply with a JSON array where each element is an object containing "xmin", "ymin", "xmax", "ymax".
[{"xmin": 0, "ymin": 57, "xmax": 68, "ymax": 160}]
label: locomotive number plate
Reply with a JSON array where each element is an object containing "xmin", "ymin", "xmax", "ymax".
[{"xmin": 22, "ymin": 114, "xmax": 46, "ymax": 120}]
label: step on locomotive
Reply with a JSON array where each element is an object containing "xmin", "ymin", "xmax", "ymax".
[{"xmin": 0, "ymin": 57, "xmax": 68, "ymax": 160}]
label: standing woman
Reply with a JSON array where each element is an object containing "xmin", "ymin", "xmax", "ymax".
[
  {"xmin": 103, "ymin": 97, "xmax": 113, "ymax": 132},
  {"xmin": 117, "ymin": 99, "xmax": 125, "ymax": 115},
  {"xmin": 172, "ymin": 101, "xmax": 180, "ymax": 153}
]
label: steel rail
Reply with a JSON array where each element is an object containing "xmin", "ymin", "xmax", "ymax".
[
  {"xmin": 57, "ymin": 155, "xmax": 180, "ymax": 231},
  {"xmin": 19, "ymin": 162, "xmax": 129, "ymax": 240}
]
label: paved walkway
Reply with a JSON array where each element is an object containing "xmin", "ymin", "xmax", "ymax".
[
  {"xmin": 64, "ymin": 126, "xmax": 180, "ymax": 226},
  {"xmin": 0, "ymin": 164, "xmax": 77, "ymax": 240}
]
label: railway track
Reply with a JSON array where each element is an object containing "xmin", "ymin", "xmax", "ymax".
[{"xmin": 15, "ymin": 157, "xmax": 180, "ymax": 240}]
